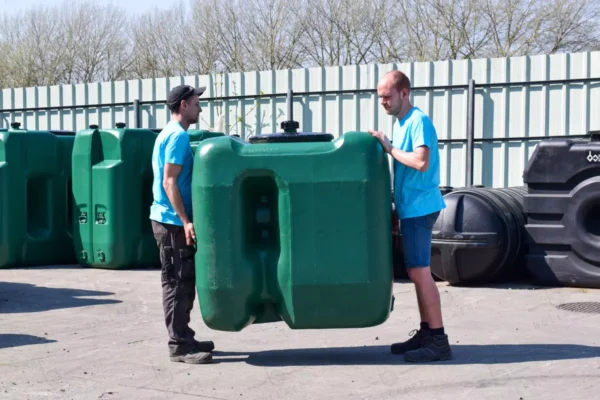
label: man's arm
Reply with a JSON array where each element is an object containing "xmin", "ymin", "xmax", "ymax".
[
  {"xmin": 162, "ymin": 131, "xmax": 195, "ymax": 245},
  {"xmin": 388, "ymin": 146, "xmax": 429, "ymax": 172},
  {"xmin": 162, "ymin": 132, "xmax": 190, "ymax": 223},
  {"xmin": 368, "ymin": 119, "xmax": 432, "ymax": 172},
  {"xmin": 163, "ymin": 163, "xmax": 191, "ymax": 224}
]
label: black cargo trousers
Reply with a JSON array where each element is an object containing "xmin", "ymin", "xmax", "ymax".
[{"xmin": 151, "ymin": 220, "xmax": 197, "ymax": 355}]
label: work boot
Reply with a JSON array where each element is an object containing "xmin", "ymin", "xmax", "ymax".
[
  {"xmin": 169, "ymin": 344, "xmax": 213, "ymax": 364},
  {"xmin": 170, "ymin": 351, "xmax": 212, "ymax": 364},
  {"xmin": 403, "ymin": 334, "xmax": 453, "ymax": 362},
  {"xmin": 390, "ymin": 328, "xmax": 431, "ymax": 355},
  {"xmin": 194, "ymin": 339, "xmax": 215, "ymax": 353}
]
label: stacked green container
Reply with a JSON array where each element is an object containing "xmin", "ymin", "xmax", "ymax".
[
  {"xmin": 191, "ymin": 131, "xmax": 393, "ymax": 331},
  {"xmin": 0, "ymin": 123, "xmax": 76, "ymax": 268},
  {"xmin": 71, "ymin": 124, "xmax": 224, "ymax": 269}
]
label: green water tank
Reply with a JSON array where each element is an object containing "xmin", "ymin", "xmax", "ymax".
[
  {"xmin": 0, "ymin": 122, "xmax": 76, "ymax": 268},
  {"xmin": 191, "ymin": 130, "xmax": 394, "ymax": 331},
  {"xmin": 71, "ymin": 124, "xmax": 223, "ymax": 269}
]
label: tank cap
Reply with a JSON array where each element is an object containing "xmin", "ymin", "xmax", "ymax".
[
  {"xmin": 89, "ymin": 124, "xmax": 99, "ymax": 129},
  {"xmin": 281, "ymin": 120, "xmax": 299, "ymax": 133},
  {"xmin": 10, "ymin": 122, "xmax": 20, "ymax": 129},
  {"xmin": 589, "ymin": 130, "xmax": 600, "ymax": 142},
  {"xmin": 116, "ymin": 122, "xmax": 126, "ymax": 129}
]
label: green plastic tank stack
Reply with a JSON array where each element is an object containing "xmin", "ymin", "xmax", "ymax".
[
  {"xmin": 0, "ymin": 122, "xmax": 76, "ymax": 268},
  {"xmin": 192, "ymin": 91, "xmax": 394, "ymax": 332},
  {"xmin": 71, "ymin": 123, "xmax": 224, "ymax": 269},
  {"xmin": 189, "ymin": 129, "xmax": 225, "ymax": 155}
]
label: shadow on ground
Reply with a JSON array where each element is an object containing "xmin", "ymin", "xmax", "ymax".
[
  {"xmin": 212, "ymin": 343, "xmax": 600, "ymax": 366},
  {"xmin": 0, "ymin": 334, "xmax": 57, "ymax": 349},
  {"xmin": 402, "ymin": 279, "xmax": 561, "ymax": 291},
  {"xmin": 0, "ymin": 282, "xmax": 122, "ymax": 313}
]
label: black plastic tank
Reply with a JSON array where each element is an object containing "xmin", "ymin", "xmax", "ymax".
[
  {"xmin": 429, "ymin": 186, "xmax": 528, "ymax": 285},
  {"xmin": 439, "ymin": 186, "xmax": 454, "ymax": 196},
  {"xmin": 523, "ymin": 131, "xmax": 600, "ymax": 288}
]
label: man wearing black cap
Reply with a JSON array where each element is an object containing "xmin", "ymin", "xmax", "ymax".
[{"xmin": 150, "ymin": 84, "xmax": 214, "ymax": 364}]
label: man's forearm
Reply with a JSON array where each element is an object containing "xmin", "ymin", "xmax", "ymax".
[
  {"xmin": 164, "ymin": 181, "xmax": 190, "ymax": 224},
  {"xmin": 389, "ymin": 147, "xmax": 427, "ymax": 172}
]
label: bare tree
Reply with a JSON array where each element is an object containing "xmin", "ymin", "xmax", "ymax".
[
  {"xmin": 481, "ymin": 0, "xmax": 546, "ymax": 57},
  {"xmin": 130, "ymin": 3, "xmax": 191, "ymax": 79},
  {"xmin": 188, "ymin": 0, "xmax": 221, "ymax": 74},
  {"xmin": 0, "ymin": 6, "xmax": 67, "ymax": 87},
  {"xmin": 242, "ymin": 0, "xmax": 306, "ymax": 71},
  {"xmin": 398, "ymin": 0, "xmax": 449, "ymax": 62},
  {"xmin": 1, "ymin": 0, "xmax": 600, "ymax": 89},
  {"xmin": 61, "ymin": 1, "xmax": 132, "ymax": 83},
  {"xmin": 209, "ymin": 0, "xmax": 249, "ymax": 73},
  {"xmin": 369, "ymin": 0, "xmax": 411, "ymax": 63},
  {"xmin": 426, "ymin": 0, "xmax": 492, "ymax": 59},
  {"xmin": 300, "ymin": 0, "xmax": 345, "ymax": 66},
  {"xmin": 300, "ymin": 0, "xmax": 381, "ymax": 66},
  {"xmin": 536, "ymin": 0, "xmax": 600, "ymax": 54}
]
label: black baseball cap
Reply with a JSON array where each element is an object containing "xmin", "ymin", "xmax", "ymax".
[{"xmin": 167, "ymin": 85, "xmax": 206, "ymax": 110}]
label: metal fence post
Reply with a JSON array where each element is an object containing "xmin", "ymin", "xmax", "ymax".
[
  {"xmin": 466, "ymin": 79, "xmax": 475, "ymax": 187},
  {"xmin": 133, "ymin": 99, "xmax": 140, "ymax": 128}
]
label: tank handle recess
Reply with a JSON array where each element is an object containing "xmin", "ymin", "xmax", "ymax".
[{"xmin": 247, "ymin": 89, "xmax": 333, "ymax": 144}]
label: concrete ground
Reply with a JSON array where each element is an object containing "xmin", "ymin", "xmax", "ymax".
[{"xmin": 1, "ymin": 266, "xmax": 600, "ymax": 400}]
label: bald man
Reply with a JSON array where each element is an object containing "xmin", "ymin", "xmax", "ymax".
[{"xmin": 368, "ymin": 70, "xmax": 452, "ymax": 362}]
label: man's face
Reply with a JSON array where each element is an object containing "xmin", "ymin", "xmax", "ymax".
[
  {"xmin": 377, "ymin": 79, "xmax": 405, "ymax": 116},
  {"xmin": 182, "ymin": 95, "xmax": 201, "ymax": 124}
]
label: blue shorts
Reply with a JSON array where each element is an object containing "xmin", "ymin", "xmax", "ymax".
[{"xmin": 400, "ymin": 211, "xmax": 440, "ymax": 268}]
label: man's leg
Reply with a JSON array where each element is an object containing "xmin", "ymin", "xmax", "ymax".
[
  {"xmin": 415, "ymin": 290, "xmax": 427, "ymax": 327},
  {"xmin": 403, "ymin": 269, "xmax": 451, "ymax": 361},
  {"xmin": 390, "ymin": 215, "xmax": 433, "ymax": 355},
  {"xmin": 391, "ymin": 212, "xmax": 452, "ymax": 362},
  {"xmin": 409, "ymin": 268, "xmax": 443, "ymax": 329},
  {"xmin": 151, "ymin": 220, "xmax": 213, "ymax": 364}
]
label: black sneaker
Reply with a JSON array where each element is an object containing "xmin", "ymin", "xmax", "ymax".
[
  {"xmin": 390, "ymin": 328, "xmax": 431, "ymax": 355},
  {"xmin": 170, "ymin": 351, "xmax": 213, "ymax": 364},
  {"xmin": 194, "ymin": 340, "xmax": 215, "ymax": 353},
  {"xmin": 403, "ymin": 334, "xmax": 453, "ymax": 362},
  {"xmin": 169, "ymin": 343, "xmax": 213, "ymax": 364}
]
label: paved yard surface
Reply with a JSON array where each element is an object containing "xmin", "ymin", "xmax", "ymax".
[{"xmin": 1, "ymin": 266, "xmax": 600, "ymax": 400}]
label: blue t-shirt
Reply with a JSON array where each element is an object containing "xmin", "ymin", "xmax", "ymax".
[
  {"xmin": 392, "ymin": 106, "xmax": 446, "ymax": 220},
  {"xmin": 149, "ymin": 121, "xmax": 194, "ymax": 226}
]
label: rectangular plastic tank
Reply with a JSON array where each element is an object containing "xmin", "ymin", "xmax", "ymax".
[
  {"xmin": 0, "ymin": 124, "xmax": 76, "ymax": 268},
  {"xmin": 191, "ymin": 131, "xmax": 394, "ymax": 331},
  {"xmin": 523, "ymin": 132, "xmax": 600, "ymax": 288},
  {"xmin": 71, "ymin": 125, "xmax": 224, "ymax": 269}
]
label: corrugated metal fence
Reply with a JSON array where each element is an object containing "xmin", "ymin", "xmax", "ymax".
[{"xmin": 2, "ymin": 51, "xmax": 600, "ymax": 188}]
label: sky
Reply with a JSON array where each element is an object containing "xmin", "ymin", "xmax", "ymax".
[{"xmin": 0, "ymin": 0, "xmax": 176, "ymax": 15}]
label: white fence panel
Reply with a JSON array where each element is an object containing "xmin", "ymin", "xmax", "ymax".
[{"xmin": 2, "ymin": 51, "xmax": 600, "ymax": 188}]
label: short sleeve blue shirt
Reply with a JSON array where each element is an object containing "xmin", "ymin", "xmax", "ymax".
[
  {"xmin": 392, "ymin": 106, "xmax": 446, "ymax": 220},
  {"xmin": 150, "ymin": 121, "xmax": 194, "ymax": 226}
]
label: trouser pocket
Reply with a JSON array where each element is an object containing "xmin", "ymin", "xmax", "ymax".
[
  {"xmin": 160, "ymin": 245, "xmax": 175, "ymax": 282},
  {"xmin": 178, "ymin": 247, "xmax": 196, "ymax": 282}
]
